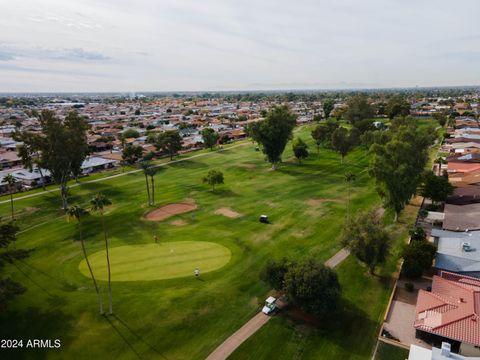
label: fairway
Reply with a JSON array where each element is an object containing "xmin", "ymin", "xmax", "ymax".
[
  {"xmin": 79, "ymin": 242, "xmax": 231, "ymax": 281},
  {"xmin": 0, "ymin": 123, "xmax": 436, "ymax": 360}
]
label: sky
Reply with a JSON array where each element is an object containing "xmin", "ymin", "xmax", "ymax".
[{"xmin": 1, "ymin": 0, "xmax": 479, "ymax": 92}]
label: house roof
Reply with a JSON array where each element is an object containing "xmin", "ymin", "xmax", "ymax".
[
  {"xmin": 447, "ymin": 185, "xmax": 480, "ymax": 205},
  {"xmin": 414, "ymin": 271, "xmax": 480, "ymax": 346},
  {"xmin": 443, "ymin": 203, "xmax": 480, "ymax": 231},
  {"xmin": 432, "ymin": 228, "xmax": 480, "ymax": 273},
  {"xmin": 448, "ymin": 162, "xmax": 480, "ymax": 174}
]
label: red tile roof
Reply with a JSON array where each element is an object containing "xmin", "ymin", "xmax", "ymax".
[{"xmin": 414, "ymin": 271, "xmax": 480, "ymax": 346}]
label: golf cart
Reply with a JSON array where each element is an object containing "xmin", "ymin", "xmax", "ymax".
[
  {"xmin": 259, "ymin": 215, "xmax": 269, "ymax": 224},
  {"xmin": 262, "ymin": 296, "xmax": 277, "ymax": 315}
]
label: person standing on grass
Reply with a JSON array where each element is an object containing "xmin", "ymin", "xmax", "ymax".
[
  {"xmin": 194, "ymin": 268, "xmax": 199, "ymax": 278},
  {"xmin": 154, "ymin": 234, "xmax": 158, "ymax": 243}
]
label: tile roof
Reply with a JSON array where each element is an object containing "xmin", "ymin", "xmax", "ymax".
[{"xmin": 414, "ymin": 271, "xmax": 480, "ymax": 346}]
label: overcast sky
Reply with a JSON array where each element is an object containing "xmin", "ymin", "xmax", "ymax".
[{"xmin": 1, "ymin": 0, "xmax": 479, "ymax": 92}]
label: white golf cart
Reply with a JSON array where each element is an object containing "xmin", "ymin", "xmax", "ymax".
[{"xmin": 261, "ymin": 296, "xmax": 277, "ymax": 315}]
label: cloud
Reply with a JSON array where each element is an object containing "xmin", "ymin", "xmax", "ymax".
[
  {"xmin": 1, "ymin": 0, "xmax": 480, "ymax": 91},
  {"xmin": 0, "ymin": 51, "xmax": 15, "ymax": 61},
  {"xmin": 54, "ymin": 48, "xmax": 110, "ymax": 61},
  {"xmin": 0, "ymin": 45, "xmax": 110, "ymax": 62}
]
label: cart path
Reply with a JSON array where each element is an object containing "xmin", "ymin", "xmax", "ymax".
[
  {"xmin": 0, "ymin": 143, "xmax": 247, "ymax": 205},
  {"xmin": 205, "ymin": 247, "xmax": 350, "ymax": 360},
  {"xmin": 324, "ymin": 248, "xmax": 350, "ymax": 268}
]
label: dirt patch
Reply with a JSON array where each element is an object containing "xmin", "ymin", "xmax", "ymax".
[
  {"xmin": 286, "ymin": 306, "xmax": 320, "ymax": 326},
  {"xmin": 145, "ymin": 202, "xmax": 197, "ymax": 221},
  {"xmin": 239, "ymin": 163, "xmax": 257, "ymax": 169},
  {"xmin": 304, "ymin": 198, "xmax": 343, "ymax": 206},
  {"xmin": 24, "ymin": 207, "xmax": 40, "ymax": 214},
  {"xmin": 215, "ymin": 207, "xmax": 242, "ymax": 218},
  {"xmin": 170, "ymin": 219, "xmax": 188, "ymax": 226},
  {"xmin": 375, "ymin": 207, "xmax": 386, "ymax": 219}
]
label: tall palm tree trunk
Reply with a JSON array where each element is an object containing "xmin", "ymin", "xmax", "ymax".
[
  {"xmin": 79, "ymin": 221, "xmax": 104, "ymax": 315},
  {"xmin": 144, "ymin": 174, "xmax": 151, "ymax": 205},
  {"xmin": 10, "ymin": 192, "xmax": 14, "ymax": 220},
  {"xmin": 150, "ymin": 176, "xmax": 155, "ymax": 205},
  {"xmin": 101, "ymin": 212, "xmax": 113, "ymax": 314}
]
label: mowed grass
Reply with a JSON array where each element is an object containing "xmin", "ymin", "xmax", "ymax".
[
  {"xmin": 79, "ymin": 242, "xmax": 232, "ymax": 281},
  {"xmin": 374, "ymin": 341, "xmax": 409, "ymax": 360},
  {"xmin": 0, "ymin": 122, "xmax": 433, "ymax": 360}
]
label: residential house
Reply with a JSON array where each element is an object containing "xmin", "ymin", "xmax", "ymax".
[
  {"xmin": 431, "ymin": 229, "xmax": 480, "ymax": 277},
  {"xmin": 414, "ymin": 271, "xmax": 480, "ymax": 355},
  {"xmin": 409, "ymin": 342, "xmax": 480, "ymax": 360}
]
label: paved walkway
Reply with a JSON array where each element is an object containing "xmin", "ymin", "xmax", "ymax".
[
  {"xmin": 205, "ymin": 248, "xmax": 349, "ymax": 360},
  {"xmin": 324, "ymin": 248, "xmax": 350, "ymax": 268},
  {"xmin": 0, "ymin": 143, "xmax": 247, "ymax": 205}
]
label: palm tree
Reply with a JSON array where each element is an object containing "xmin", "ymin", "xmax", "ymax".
[
  {"xmin": 67, "ymin": 205, "xmax": 104, "ymax": 315},
  {"xmin": 344, "ymin": 171, "xmax": 356, "ymax": 220},
  {"xmin": 434, "ymin": 157, "xmax": 445, "ymax": 176},
  {"xmin": 146, "ymin": 167, "xmax": 158, "ymax": 206},
  {"xmin": 90, "ymin": 194, "xmax": 113, "ymax": 314},
  {"xmin": 4, "ymin": 174, "xmax": 17, "ymax": 221},
  {"xmin": 140, "ymin": 161, "xmax": 151, "ymax": 205}
]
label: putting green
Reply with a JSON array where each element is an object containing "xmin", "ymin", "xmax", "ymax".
[{"xmin": 79, "ymin": 241, "xmax": 231, "ymax": 281}]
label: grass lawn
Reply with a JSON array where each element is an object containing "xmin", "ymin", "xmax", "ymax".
[
  {"xmin": 0, "ymin": 122, "xmax": 436, "ymax": 359},
  {"xmin": 79, "ymin": 242, "xmax": 231, "ymax": 281},
  {"xmin": 374, "ymin": 341, "xmax": 409, "ymax": 360}
]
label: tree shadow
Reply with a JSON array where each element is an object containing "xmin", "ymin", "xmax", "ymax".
[
  {"xmin": 105, "ymin": 314, "xmax": 169, "ymax": 360},
  {"xmin": 0, "ymin": 307, "xmax": 74, "ymax": 360},
  {"xmin": 167, "ymin": 160, "xmax": 205, "ymax": 169},
  {"xmin": 211, "ymin": 189, "xmax": 239, "ymax": 197},
  {"xmin": 281, "ymin": 298, "xmax": 379, "ymax": 357}
]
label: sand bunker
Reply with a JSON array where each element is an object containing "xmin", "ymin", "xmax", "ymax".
[
  {"xmin": 170, "ymin": 219, "xmax": 188, "ymax": 226},
  {"xmin": 145, "ymin": 202, "xmax": 197, "ymax": 221},
  {"xmin": 239, "ymin": 163, "xmax": 257, "ymax": 169},
  {"xmin": 215, "ymin": 207, "xmax": 242, "ymax": 218},
  {"xmin": 304, "ymin": 198, "xmax": 343, "ymax": 206}
]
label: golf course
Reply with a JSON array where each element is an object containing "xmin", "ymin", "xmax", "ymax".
[{"xmin": 0, "ymin": 123, "xmax": 429, "ymax": 359}]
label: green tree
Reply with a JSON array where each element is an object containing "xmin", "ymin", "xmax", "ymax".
[
  {"xmin": 203, "ymin": 170, "xmax": 224, "ymax": 192},
  {"xmin": 4, "ymin": 174, "xmax": 16, "ymax": 221},
  {"xmin": 0, "ymin": 222, "xmax": 25, "ymax": 311},
  {"xmin": 140, "ymin": 161, "xmax": 152, "ymax": 205},
  {"xmin": 122, "ymin": 129, "xmax": 140, "ymax": 139},
  {"xmin": 256, "ymin": 106, "xmax": 296, "ymax": 169},
  {"xmin": 331, "ymin": 127, "xmax": 360, "ymax": 162},
  {"xmin": 341, "ymin": 209, "xmax": 390, "ymax": 274},
  {"xmin": 260, "ymin": 258, "xmax": 292, "ymax": 290},
  {"xmin": 90, "ymin": 194, "xmax": 113, "ymax": 314},
  {"xmin": 370, "ymin": 121, "xmax": 434, "ymax": 221},
  {"xmin": 16, "ymin": 110, "xmax": 90, "ymax": 211},
  {"xmin": 201, "ymin": 128, "xmax": 219, "ymax": 150},
  {"xmin": 386, "ymin": 95, "xmax": 410, "ymax": 119},
  {"xmin": 67, "ymin": 205, "xmax": 104, "ymax": 314},
  {"xmin": 155, "ymin": 130, "xmax": 183, "ymax": 160},
  {"xmin": 283, "ymin": 259, "xmax": 341, "ymax": 317},
  {"xmin": 420, "ymin": 171, "xmax": 454, "ymax": 205},
  {"xmin": 402, "ymin": 240, "xmax": 436, "ymax": 278},
  {"xmin": 122, "ymin": 145, "xmax": 143, "ymax": 165},
  {"xmin": 17, "ymin": 141, "xmax": 47, "ymax": 190},
  {"xmin": 353, "ymin": 118, "xmax": 375, "ymax": 134},
  {"xmin": 292, "ymin": 137, "xmax": 309, "ymax": 163},
  {"xmin": 245, "ymin": 122, "xmax": 261, "ymax": 144},
  {"xmin": 345, "ymin": 95, "xmax": 374, "ymax": 124},
  {"xmin": 311, "ymin": 121, "xmax": 338, "ymax": 154},
  {"xmin": 322, "ymin": 99, "xmax": 335, "ymax": 119}
]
